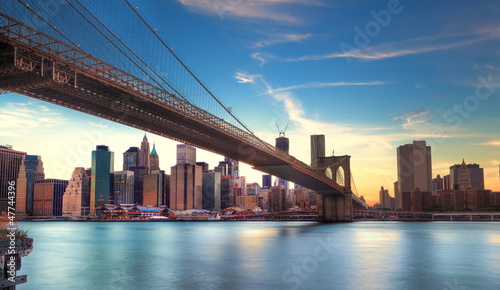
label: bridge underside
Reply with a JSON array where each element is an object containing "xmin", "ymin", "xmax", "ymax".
[{"xmin": 0, "ymin": 15, "xmax": 364, "ymax": 221}]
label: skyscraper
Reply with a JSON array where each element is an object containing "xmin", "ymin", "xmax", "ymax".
[
  {"xmin": 33, "ymin": 179, "xmax": 68, "ymax": 216},
  {"xmin": 16, "ymin": 155, "xmax": 44, "ymax": 217},
  {"xmin": 449, "ymin": 161, "xmax": 484, "ymax": 190},
  {"xmin": 378, "ymin": 186, "xmax": 394, "ymax": 209},
  {"xmin": 123, "ymin": 147, "xmax": 139, "ymax": 171},
  {"xmin": 311, "ymin": 135, "xmax": 325, "ymax": 168},
  {"xmin": 91, "ymin": 145, "xmax": 114, "ymax": 214},
  {"xmin": 170, "ymin": 145, "xmax": 202, "ymax": 210},
  {"xmin": 202, "ymin": 171, "xmax": 221, "ymax": 211},
  {"xmin": 0, "ymin": 145, "xmax": 26, "ymax": 214},
  {"xmin": 396, "ymin": 141, "xmax": 432, "ymax": 209},
  {"xmin": 262, "ymin": 175, "xmax": 272, "ymax": 189},
  {"xmin": 221, "ymin": 175, "xmax": 234, "ymax": 209},
  {"xmin": 275, "ymin": 135, "xmax": 289, "ymax": 190},
  {"xmin": 62, "ymin": 167, "xmax": 90, "ymax": 217},
  {"xmin": 176, "ymin": 144, "xmax": 196, "ymax": 165},
  {"xmin": 149, "ymin": 144, "xmax": 160, "ymax": 171},
  {"xmin": 139, "ymin": 134, "xmax": 150, "ymax": 170},
  {"xmin": 112, "ymin": 170, "xmax": 134, "ymax": 204},
  {"xmin": 143, "ymin": 170, "xmax": 165, "ymax": 206},
  {"xmin": 269, "ymin": 186, "xmax": 287, "ymax": 212}
]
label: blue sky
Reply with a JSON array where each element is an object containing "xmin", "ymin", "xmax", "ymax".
[{"xmin": 2, "ymin": 0, "xmax": 500, "ymax": 204}]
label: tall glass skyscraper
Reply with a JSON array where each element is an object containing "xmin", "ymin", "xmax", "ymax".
[{"xmin": 91, "ymin": 145, "xmax": 114, "ymax": 214}]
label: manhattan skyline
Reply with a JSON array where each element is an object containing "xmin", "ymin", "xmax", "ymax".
[{"xmin": 1, "ymin": 0, "xmax": 500, "ymax": 204}]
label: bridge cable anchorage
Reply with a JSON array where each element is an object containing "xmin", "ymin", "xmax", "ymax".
[
  {"xmin": 123, "ymin": 0, "xmax": 255, "ymax": 136},
  {"xmin": 68, "ymin": 0, "xmax": 187, "ymax": 101}
]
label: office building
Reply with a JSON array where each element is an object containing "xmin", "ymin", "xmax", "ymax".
[
  {"xmin": 91, "ymin": 145, "xmax": 114, "ymax": 214},
  {"xmin": 275, "ymin": 134, "xmax": 290, "ymax": 191},
  {"xmin": 170, "ymin": 145, "xmax": 202, "ymax": 210},
  {"xmin": 176, "ymin": 144, "xmax": 196, "ymax": 165},
  {"xmin": 396, "ymin": 141, "xmax": 432, "ymax": 209},
  {"xmin": 16, "ymin": 155, "xmax": 44, "ymax": 217},
  {"xmin": 62, "ymin": 167, "xmax": 91, "ymax": 217},
  {"xmin": 202, "ymin": 171, "xmax": 221, "ymax": 211},
  {"xmin": 139, "ymin": 134, "xmax": 151, "ymax": 170},
  {"xmin": 237, "ymin": 195, "xmax": 258, "ymax": 209},
  {"xmin": 33, "ymin": 179, "xmax": 68, "ymax": 216},
  {"xmin": 379, "ymin": 186, "xmax": 394, "ymax": 210},
  {"xmin": 123, "ymin": 147, "xmax": 139, "ymax": 171},
  {"xmin": 143, "ymin": 170, "xmax": 165, "ymax": 206},
  {"xmin": 262, "ymin": 175, "xmax": 272, "ymax": 189},
  {"xmin": 311, "ymin": 135, "xmax": 326, "ymax": 168},
  {"xmin": 149, "ymin": 144, "xmax": 160, "ymax": 171},
  {"xmin": 112, "ymin": 170, "xmax": 134, "ymax": 204},
  {"xmin": 0, "ymin": 145, "xmax": 26, "ymax": 214},
  {"xmin": 246, "ymin": 182, "xmax": 261, "ymax": 196},
  {"xmin": 268, "ymin": 186, "xmax": 287, "ymax": 212},
  {"xmin": 130, "ymin": 166, "xmax": 148, "ymax": 205},
  {"xmin": 449, "ymin": 160, "xmax": 484, "ymax": 190},
  {"xmin": 221, "ymin": 175, "xmax": 234, "ymax": 209}
]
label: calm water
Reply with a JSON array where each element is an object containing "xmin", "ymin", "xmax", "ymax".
[{"xmin": 17, "ymin": 221, "xmax": 500, "ymax": 290}]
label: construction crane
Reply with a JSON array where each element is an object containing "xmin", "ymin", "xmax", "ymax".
[{"xmin": 276, "ymin": 122, "xmax": 289, "ymax": 137}]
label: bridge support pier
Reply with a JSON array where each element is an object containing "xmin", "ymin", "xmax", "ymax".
[{"xmin": 317, "ymin": 193, "xmax": 353, "ymax": 222}]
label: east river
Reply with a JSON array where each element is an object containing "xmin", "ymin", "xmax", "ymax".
[{"xmin": 17, "ymin": 221, "xmax": 500, "ymax": 289}]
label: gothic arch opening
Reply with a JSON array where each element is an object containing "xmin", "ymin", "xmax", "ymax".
[{"xmin": 336, "ymin": 166, "xmax": 345, "ymax": 186}]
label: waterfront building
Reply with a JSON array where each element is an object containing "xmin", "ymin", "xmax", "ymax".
[
  {"xmin": 62, "ymin": 167, "xmax": 91, "ymax": 217},
  {"xmin": 143, "ymin": 170, "xmax": 165, "ymax": 206},
  {"xmin": 112, "ymin": 170, "xmax": 134, "ymax": 204},
  {"xmin": 268, "ymin": 186, "xmax": 287, "ymax": 212},
  {"xmin": 237, "ymin": 195, "xmax": 258, "ymax": 209},
  {"xmin": 202, "ymin": 171, "xmax": 221, "ymax": 211},
  {"xmin": 33, "ymin": 179, "xmax": 68, "ymax": 216},
  {"xmin": 396, "ymin": 141, "xmax": 432, "ymax": 209},
  {"xmin": 16, "ymin": 155, "xmax": 44, "ymax": 217},
  {"xmin": 91, "ymin": 145, "xmax": 114, "ymax": 214},
  {"xmin": 0, "ymin": 145, "xmax": 26, "ymax": 214}
]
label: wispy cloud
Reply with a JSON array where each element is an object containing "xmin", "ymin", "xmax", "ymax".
[
  {"xmin": 253, "ymin": 33, "xmax": 311, "ymax": 48},
  {"xmin": 392, "ymin": 110, "xmax": 433, "ymax": 130},
  {"xmin": 250, "ymin": 52, "xmax": 276, "ymax": 66},
  {"xmin": 177, "ymin": 0, "xmax": 324, "ymax": 24},
  {"xmin": 266, "ymin": 81, "xmax": 386, "ymax": 94},
  {"xmin": 235, "ymin": 71, "xmax": 258, "ymax": 83},
  {"xmin": 286, "ymin": 28, "xmax": 500, "ymax": 62}
]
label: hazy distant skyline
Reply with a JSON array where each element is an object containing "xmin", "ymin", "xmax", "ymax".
[{"xmin": 2, "ymin": 0, "xmax": 500, "ymax": 204}]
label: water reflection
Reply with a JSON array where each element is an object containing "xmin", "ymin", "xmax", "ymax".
[{"xmin": 17, "ymin": 221, "xmax": 500, "ymax": 290}]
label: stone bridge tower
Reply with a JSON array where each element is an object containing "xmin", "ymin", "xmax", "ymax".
[{"xmin": 311, "ymin": 135, "xmax": 353, "ymax": 222}]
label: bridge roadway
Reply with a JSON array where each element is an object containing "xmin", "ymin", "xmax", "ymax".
[{"xmin": 0, "ymin": 13, "xmax": 367, "ymax": 214}]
